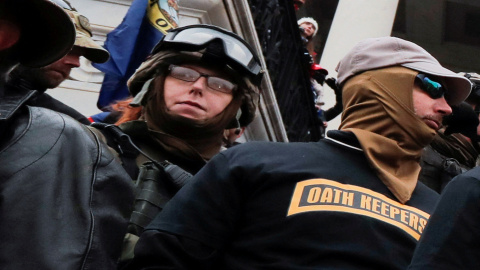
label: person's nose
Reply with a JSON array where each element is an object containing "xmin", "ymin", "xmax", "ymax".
[
  {"xmin": 63, "ymin": 52, "xmax": 81, "ymax": 68},
  {"xmin": 436, "ymin": 97, "xmax": 453, "ymax": 116},
  {"xmin": 189, "ymin": 76, "xmax": 208, "ymax": 96}
]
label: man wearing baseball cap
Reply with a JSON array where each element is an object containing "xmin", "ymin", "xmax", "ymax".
[
  {"xmin": 0, "ymin": 0, "xmax": 74, "ymax": 84},
  {"xmin": 0, "ymin": 0, "xmax": 133, "ymax": 269},
  {"xmin": 126, "ymin": 37, "xmax": 470, "ymax": 270},
  {"xmin": 7, "ymin": 0, "xmax": 110, "ymax": 124}
]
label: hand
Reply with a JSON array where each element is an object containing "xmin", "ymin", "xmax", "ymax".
[
  {"xmin": 325, "ymin": 77, "xmax": 342, "ymax": 104},
  {"xmin": 325, "ymin": 78, "xmax": 340, "ymax": 94}
]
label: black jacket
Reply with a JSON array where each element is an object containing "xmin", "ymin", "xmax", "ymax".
[
  {"xmin": 30, "ymin": 92, "xmax": 91, "ymax": 124},
  {"xmin": 0, "ymin": 87, "xmax": 134, "ymax": 269},
  {"xmin": 127, "ymin": 131, "xmax": 439, "ymax": 270},
  {"xmin": 409, "ymin": 169, "xmax": 480, "ymax": 269},
  {"xmin": 5, "ymin": 74, "xmax": 91, "ymax": 125}
]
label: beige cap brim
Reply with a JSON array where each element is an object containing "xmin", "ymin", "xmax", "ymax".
[
  {"xmin": 75, "ymin": 31, "xmax": 110, "ymax": 63},
  {"xmin": 336, "ymin": 37, "xmax": 472, "ymax": 106},
  {"xmin": 402, "ymin": 61, "xmax": 472, "ymax": 106}
]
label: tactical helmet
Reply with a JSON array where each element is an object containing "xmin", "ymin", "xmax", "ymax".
[{"xmin": 128, "ymin": 24, "xmax": 264, "ymax": 127}]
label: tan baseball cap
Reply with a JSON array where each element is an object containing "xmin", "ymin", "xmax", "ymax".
[
  {"xmin": 336, "ymin": 36, "xmax": 472, "ymax": 105},
  {"xmin": 46, "ymin": 0, "xmax": 110, "ymax": 64},
  {"xmin": 63, "ymin": 8, "xmax": 110, "ymax": 63},
  {"xmin": 8, "ymin": 0, "xmax": 76, "ymax": 68}
]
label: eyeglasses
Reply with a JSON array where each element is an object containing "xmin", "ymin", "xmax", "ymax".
[
  {"xmin": 168, "ymin": 65, "xmax": 237, "ymax": 94},
  {"xmin": 416, "ymin": 74, "xmax": 447, "ymax": 99},
  {"xmin": 152, "ymin": 25, "xmax": 263, "ymax": 83}
]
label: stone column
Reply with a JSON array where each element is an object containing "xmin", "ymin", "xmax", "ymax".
[{"xmin": 319, "ymin": 0, "xmax": 399, "ymax": 130}]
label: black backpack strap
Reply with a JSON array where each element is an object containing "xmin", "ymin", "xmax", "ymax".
[
  {"xmin": 90, "ymin": 122, "xmax": 193, "ymax": 187},
  {"xmin": 90, "ymin": 122, "xmax": 140, "ymax": 179},
  {"xmin": 91, "ymin": 122, "xmax": 196, "ymax": 237}
]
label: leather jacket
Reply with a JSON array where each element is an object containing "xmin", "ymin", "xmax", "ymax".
[
  {"xmin": 5, "ymin": 74, "xmax": 91, "ymax": 125},
  {"xmin": 0, "ymin": 87, "xmax": 134, "ymax": 269}
]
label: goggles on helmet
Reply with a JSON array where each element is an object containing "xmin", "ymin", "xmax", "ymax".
[{"xmin": 151, "ymin": 24, "xmax": 263, "ymax": 84}]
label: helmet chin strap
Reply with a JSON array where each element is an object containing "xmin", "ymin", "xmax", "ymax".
[
  {"xmin": 234, "ymin": 108, "xmax": 242, "ymax": 134},
  {"xmin": 130, "ymin": 78, "xmax": 154, "ymax": 107}
]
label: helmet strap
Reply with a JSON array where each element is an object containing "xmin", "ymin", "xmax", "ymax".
[
  {"xmin": 234, "ymin": 108, "xmax": 242, "ymax": 129},
  {"xmin": 130, "ymin": 78, "xmax": 154, "ymax": 107}
]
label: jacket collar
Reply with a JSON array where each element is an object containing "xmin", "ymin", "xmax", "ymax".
[
  {"xmin": 0, "ymin": 86, "xmax": 38, "ymax": 121},
  {"xmin": 325, "ymin": 130, "xmax": 363, "ymax": 151}
]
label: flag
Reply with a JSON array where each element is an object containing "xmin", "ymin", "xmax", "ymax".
[{"xmin": 93, "ymin": 0, "xmax": 179, "ymax": 109}]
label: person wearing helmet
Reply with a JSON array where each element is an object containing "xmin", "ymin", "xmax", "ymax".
[
  {"xmin": 7, "ymin": 0, "xmax": 110, "ymax": 125},
  {"xmin": 0, "ymin": 0, "xmax": 133, "ymax": 269},
  {"xmin": 125, "ymin": 37, "xmax": 470, "ymax": 270},
  {"xmin": 418, "ymin": 72, "xmax": 480, "ymax": 193},
  {"xmin": 91, "ymin": 24, "xmax": 263, "ymax": 266}
]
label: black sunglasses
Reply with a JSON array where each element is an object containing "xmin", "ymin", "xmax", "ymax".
[{"xmin": 416, "ymin": 74, "xmax": 447, "ymax": 99}]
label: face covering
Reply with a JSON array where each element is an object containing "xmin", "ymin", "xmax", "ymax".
[{"xmin": 340, "ymin": 66, "xmax": 437, "ymax": 204}]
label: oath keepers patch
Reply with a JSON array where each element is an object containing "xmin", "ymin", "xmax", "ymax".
[{"xmin": 287, "ymin": 179, "xmax": 430, "ymax": 240}]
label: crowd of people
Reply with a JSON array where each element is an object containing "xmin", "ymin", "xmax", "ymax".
[
  {"xmin": 297, "ymin": 16, "xmax": 343, "ymax": 137},
  {"xmin": 2, "ymin": 0, "xmax": 480, "ymax": 269}
]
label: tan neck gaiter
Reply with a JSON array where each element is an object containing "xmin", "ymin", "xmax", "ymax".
[{"xmin": 339, "ymin": 67, "xmax": 436, "ymax": 204}]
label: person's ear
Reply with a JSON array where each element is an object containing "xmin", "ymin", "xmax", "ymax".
[{"xmin": 0, "ymin": 19, "xmax": 20, "ymax": 51}]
